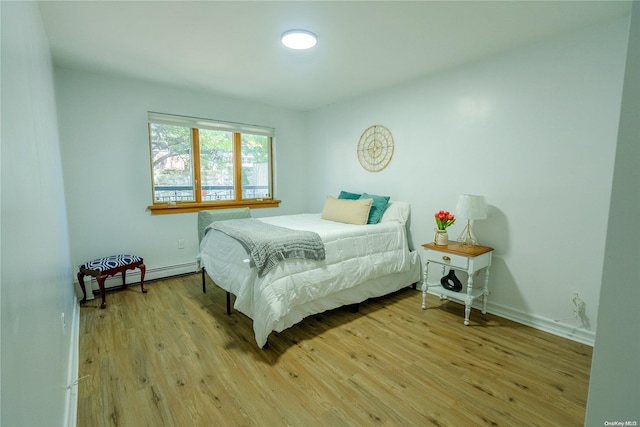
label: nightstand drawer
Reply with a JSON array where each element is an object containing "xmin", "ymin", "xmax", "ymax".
[{"xmin": 424, "ymin": 249, "xmax": 469, "ymax": 270}]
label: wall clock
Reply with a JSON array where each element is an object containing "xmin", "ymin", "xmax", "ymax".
[{"xmin": 357, "ymin": 125, "xmax": 394, "ymax": 172}]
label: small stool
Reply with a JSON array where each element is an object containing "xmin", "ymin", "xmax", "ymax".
[{"xmin": 78, "ymin": 255, "xmax": 146, "ymax": 309}]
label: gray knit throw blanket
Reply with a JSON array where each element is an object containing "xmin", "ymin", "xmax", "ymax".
[{"xmin": 206, "ymin": 218, "xmax": 326, "ymax": 277}]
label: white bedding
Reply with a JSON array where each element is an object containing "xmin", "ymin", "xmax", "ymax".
[{"xmin": 198, "ymin": 212, "xmax": 420, "ymax": 347}]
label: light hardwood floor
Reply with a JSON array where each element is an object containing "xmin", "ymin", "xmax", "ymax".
[{"xmin": 78, "ymin": 274, "xmax": 592, "ymax": 426}]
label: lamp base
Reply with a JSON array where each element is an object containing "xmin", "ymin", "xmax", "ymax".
[{"xmin": 457, "ymin": 220, "xmax": 480, "ymax": 246}]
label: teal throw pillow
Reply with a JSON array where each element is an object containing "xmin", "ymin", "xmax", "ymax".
[
  {"xmin": 359, "ymin": 193, "xmax": 390, "ymax": 224},
  {"xmin": 338, "ymin": 190, "xmax": 362, "ymax": 200}
]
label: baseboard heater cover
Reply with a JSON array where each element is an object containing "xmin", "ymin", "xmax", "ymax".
[{"xmin": 76, "ymin": 261, "xmax": 198, "ymax": 299}]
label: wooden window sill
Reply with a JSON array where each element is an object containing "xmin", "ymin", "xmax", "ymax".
[{"xmin": 147, "ymin": 199, "xmax": 281, "ymax": 215}]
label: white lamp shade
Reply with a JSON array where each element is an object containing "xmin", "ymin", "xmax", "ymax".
[{"xmin": 456, "ymin": 194, "xmax": 487, "ymax": 220}]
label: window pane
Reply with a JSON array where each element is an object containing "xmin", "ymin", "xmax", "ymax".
[
  {"xmin": 241, "ymin": 134, "xmax": 271, "ymax": 199},
  {"xmin": 149, "ymin": 123, "xmax": 194, "ymax": 202},
  {"xmin": 199, "ymin": 129, "xmax": 234, "ymax": 201}
]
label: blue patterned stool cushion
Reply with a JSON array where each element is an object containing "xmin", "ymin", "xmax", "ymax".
[{"xmin": 80, "ymin": 254, "xmax": 143, "ymax": 272}]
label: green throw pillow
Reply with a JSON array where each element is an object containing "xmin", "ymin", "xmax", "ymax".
[
  {"xmin": 338, "ymin": 190, "xmax": 361, "ymax": 200},
  {"xmin": 359, "ymin": 193, "xmax": 390, "ymax": 224}
]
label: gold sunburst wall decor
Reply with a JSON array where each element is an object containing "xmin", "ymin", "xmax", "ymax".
[{"xmin": 357, "ymin": 125, "xmax": 394, "ymax": 172}]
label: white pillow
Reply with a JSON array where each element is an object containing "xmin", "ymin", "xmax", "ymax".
[
  {"xmin": 321, "ymin": 195, "xmax": 372, "ymax": 225},
  {"xmin": 379, "ymin": 201, "xmax": 410, "ymax": 224}
]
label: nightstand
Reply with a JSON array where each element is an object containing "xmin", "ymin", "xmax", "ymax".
[{"xmin": 421, "ymin": 242, "xmax": 494, "ymax": 325}]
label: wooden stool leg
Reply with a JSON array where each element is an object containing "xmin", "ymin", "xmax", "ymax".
[
  {"xmin": 97, "ymin": 275, "xmax": 107, "ymax": 309},
  {"xmin": 139, "ymin": 264, "xmax": 147, "ymax": 293},
  {"xmin": 77, "ymin": 272, "xmax": 87, "ymax": 304}
]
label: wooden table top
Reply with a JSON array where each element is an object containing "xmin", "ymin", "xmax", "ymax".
[{"xmin": 422, "ymin": 242, "xmax": 494, "ymax": 257}]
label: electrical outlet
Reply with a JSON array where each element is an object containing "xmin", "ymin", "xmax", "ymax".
[
  {"xmin": 554, "ymin": 292, "xmax": 587, "ymax": 324},
  {"xmin": 178, "ymin": 239, "xmax": 185, "ymax": 249},
  {"xmin": 572, "ymin": 293, "xmax": 586, "ymax": 316}
]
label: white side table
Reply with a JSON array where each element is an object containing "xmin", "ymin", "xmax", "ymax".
[{"xmin": 421, "ymin": 242, "xmax": 494, "ymax": 325}]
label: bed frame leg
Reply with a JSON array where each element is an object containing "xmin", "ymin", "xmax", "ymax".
[
  {"xmin": 202, "ymin": 268, "xmax": 232, "ymax": 315},
  {"xmin": 411, "ymin": 282, "xmax": 417, "ymax": 290}
]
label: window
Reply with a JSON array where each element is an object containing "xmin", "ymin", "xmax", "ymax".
[{"xmin": 147, "ymin": 112, "xmax": 279, "ymax": 214}]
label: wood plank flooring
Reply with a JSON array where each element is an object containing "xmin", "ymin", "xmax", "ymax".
[{"xmin": 77, "ymin": 273, "xmax": 592, "ymax": 426}]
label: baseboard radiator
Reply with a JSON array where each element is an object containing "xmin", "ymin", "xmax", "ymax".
[{"xmin": 75, "ymin": 261, "xmax": 199, "ymax": 298}]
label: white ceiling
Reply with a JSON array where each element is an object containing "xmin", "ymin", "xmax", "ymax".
[{"xmin": 39, "ymin": 1, "xmax": 632, "ymax": 111}]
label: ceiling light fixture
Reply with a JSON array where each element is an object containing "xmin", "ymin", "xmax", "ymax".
[{"xmin": 281, "ymin": 30, "xmax": 317, "ymax": 50}]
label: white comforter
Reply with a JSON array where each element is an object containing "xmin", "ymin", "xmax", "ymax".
[{"xmin": 199, "ymin": 213, "xmax": 415, "ymax": 347}]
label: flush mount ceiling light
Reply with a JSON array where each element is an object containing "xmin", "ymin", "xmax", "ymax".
[{"xmin": 281, "ymin": 30, "xmax": 317, "ymax": 50}]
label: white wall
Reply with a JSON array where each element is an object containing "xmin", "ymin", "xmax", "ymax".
[
  {"xmin": 1, "ymin": 2, "xmax": 77, "ymax": 426},
  {"xmin": 586, "ymin": 2, "xmax": 639, "ymax": 423},
  {"xmin": 305, "ymin": 16, "xmax": 630, "ymax": 344},
  {"xmin": 54, "ymin": 69, "xmax": 307, "ymax": 287}
]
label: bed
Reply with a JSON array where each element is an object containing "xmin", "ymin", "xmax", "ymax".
[{"xmin": 197, "ymin": 198, "xmax": 421, "ymax": 348}]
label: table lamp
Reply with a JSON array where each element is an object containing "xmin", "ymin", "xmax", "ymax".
[{"xmin": 456, "ymin": 194, "xmax": 487, "ymax": 246}]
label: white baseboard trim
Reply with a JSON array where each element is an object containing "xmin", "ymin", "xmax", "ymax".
[
  {"xmin": 76, "ymin": 262, "xmax": 199, "ymax": 299},
  {"xmin": 64, "ymin": 298, "xmax": 80, "ymax": 427},
  {"xmin": 427, "ymin": 290, "xmax": 595, "ymax": 346},
  {"xmin": 486, "ymin": 301, "xmax": 595, "ymax": 346}
]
